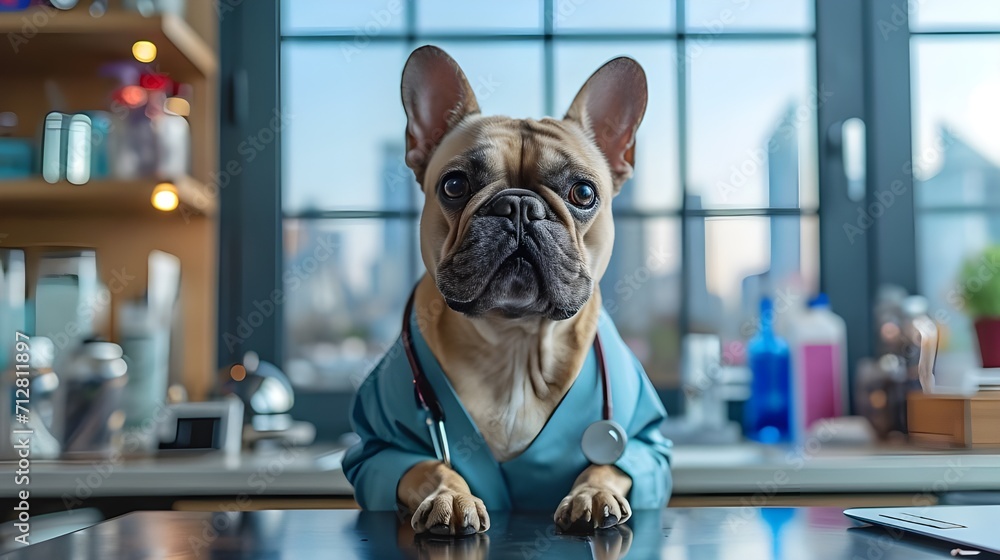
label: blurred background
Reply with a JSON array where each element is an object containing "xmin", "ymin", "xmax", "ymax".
[
  {"xmin": 275, "ymin": 0, "xmax": 1000, "ymax": 439},
  {"xmin": 2, "ymin": 0, "xmax": 1000, "ymax": 547},
  {"xmin": 279, "ymin": 0, "xmax": 817, "ymax": 396}
]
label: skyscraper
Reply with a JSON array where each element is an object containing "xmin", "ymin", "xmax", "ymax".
[
  {"xmin": 370, "ymin": 142, "xmax": 420, "ymax": 342},
  {"xmin": 767, "ymin": 103, "xmax": 801, "ymax": 288},
  {"xmin": 601, "ymin": 175, "xmax": 649, "ymax": 332},
  {"xmin": 685, "ymin": 193, "xmax": 723, "ymax": 333},
  {"xmin": 739, "ymin": 103, "xmax": 802, "ymax": 332}
]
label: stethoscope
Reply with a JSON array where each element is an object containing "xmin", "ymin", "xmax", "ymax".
[{"xmin": 401, "ymin": 287, "xmax": 628, "ymax": 468}]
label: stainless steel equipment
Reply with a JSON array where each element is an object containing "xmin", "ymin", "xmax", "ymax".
[
  {"xmin": 219, "ymin": 351, "xmax": 314, "ymax": 448},
  {"xmin": 53, "ymin": 340, "xmax": 128, "ymax": 457}
]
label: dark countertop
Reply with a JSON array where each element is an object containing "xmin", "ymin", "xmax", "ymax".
[
  {"xmin": 3, "ymin": 507, "xmax": 996, "ymax": 559},
  {"xmin": 3, "ymin": 444, "xmax": 1000, "ymax": 499}
]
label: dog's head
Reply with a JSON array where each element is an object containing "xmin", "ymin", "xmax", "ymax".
[{"xmin": 403, "ymin": 46, "xmax": 647, "ymax": 320}]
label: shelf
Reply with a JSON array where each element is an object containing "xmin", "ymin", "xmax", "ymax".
[
  {"xmin": 0, "ymin": 176, "xmax": 217, "ymax": 218},
  {"xmin": 1, "ymin": 5, "xmax": 219, "ymax": 401},
  {"xmin": 0, "ymin": 9, "xmax": 217, "ymax": 79}
]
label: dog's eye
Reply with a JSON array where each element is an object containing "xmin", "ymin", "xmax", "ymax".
[
  {"xmin": 439, "ymin": 172, "xmax": 470, "ymax": 200},
  {"xmin": 568, "ymin": 181, "xmax": 597, "ymax": 208}
]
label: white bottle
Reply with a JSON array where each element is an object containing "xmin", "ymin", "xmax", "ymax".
[{"xmin": 787, "ymin": 293, "xmax": 848, "ymax": 439}]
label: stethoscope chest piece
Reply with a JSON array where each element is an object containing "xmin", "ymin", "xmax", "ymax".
[{"xmin": 581, "ymin": 419, "xmax": 628, "ymax": 465}]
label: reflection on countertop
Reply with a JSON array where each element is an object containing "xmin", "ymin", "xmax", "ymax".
[{"xmin": 0, "ymin": 507, "xmax": 981, "ymax": 560}]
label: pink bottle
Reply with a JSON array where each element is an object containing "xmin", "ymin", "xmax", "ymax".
[{"xmin": 788, "ymin": 293, "xmax": 848, "ymax": 438}]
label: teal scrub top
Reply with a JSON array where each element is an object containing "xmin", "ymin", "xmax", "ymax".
[{"xmin": 343, "ymin": 308, "xmax": 673, "ymax": 512}]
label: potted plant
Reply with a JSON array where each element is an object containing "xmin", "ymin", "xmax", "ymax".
[{"xmin": 959, "ymin": 245, "xmax": 1000, "ymax": 368}]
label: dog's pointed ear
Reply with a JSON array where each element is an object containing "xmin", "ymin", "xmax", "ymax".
[
  {"xmin": 401, "ymin": 45, "xmax": 480, "ymax": 184},
  {"xmin": 564, "ymin": 57, "xmax": 647, "ymax": 192}
]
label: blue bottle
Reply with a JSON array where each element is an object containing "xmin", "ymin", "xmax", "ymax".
[{"xmin": 744, "ymin": 297, "xmax": 793, "ymax": 443}]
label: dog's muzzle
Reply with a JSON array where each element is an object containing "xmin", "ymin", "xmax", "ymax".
[{"xmin": 479, "ymin": 189, "xmax": 549, "ymax": 240}]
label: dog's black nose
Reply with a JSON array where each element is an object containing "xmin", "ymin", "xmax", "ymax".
[{"xmin": 483, "ymin": 189, "xmax": 547, "ymax": 224}]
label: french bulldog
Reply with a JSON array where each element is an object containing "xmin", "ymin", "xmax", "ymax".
[{"xmin": 389, "ymin": 45, "xmax": 649, "ymax": 534}]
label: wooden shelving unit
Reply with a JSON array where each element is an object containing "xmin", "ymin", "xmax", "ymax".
[
  {"xmin": 0, "ymin": 176, "xmax": 217, "ymax": 217},
  {"xmin": 0, "ymin": 11, "xmax": 217, "ymax": 79},
  {"xmin": 0, "ymin": 5, "xmax": 219, "ymax": 399}
]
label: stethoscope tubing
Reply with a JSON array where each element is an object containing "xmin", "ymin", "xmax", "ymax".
[{"xmin": 400, "ymin": 285, "xmax": 613, "ymax": 468}]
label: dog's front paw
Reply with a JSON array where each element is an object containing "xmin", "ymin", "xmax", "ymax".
[
  {"xmin": 554, "ymin": 484, "xmax": 631, "ymax": 533},
  {"xmin": 411, "ymin": 490, "xmax": 490, "ymax": 536}
]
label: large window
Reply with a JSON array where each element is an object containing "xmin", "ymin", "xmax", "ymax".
[
  {"xmin": 910, "ymin": 0, "xmax": 1000, "ymax": 377},
  {"xmin": 277, "ymin": 0, "xmax": 819, "ymax": 391}
]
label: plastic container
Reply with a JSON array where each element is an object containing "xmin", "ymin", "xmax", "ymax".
[
  {"xmin": 118, "ymin": 300, "xmax": 171, "ymax": 433},
  {"xmin": 82, "ymin": 111, "xmax": 112, "ymax": 179},
  {"xmin": 42, "ymin": 112, "xmax": 93, "ymax": 185},
  {"xmin": 787, "ymin": 293, "xmax": 848, "ymax": 438},
  {"xmin": 153, "ymin": 105, "xmax": 190, "ymax": 178},
  {"xmin": 744, "ymin": 297, "xmax": 793, "ymax": 443}
]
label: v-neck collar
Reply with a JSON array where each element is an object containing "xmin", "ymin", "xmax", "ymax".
[
  {"xmin": 408, "ymin": 311, "xmax": 600, "ymax": 510},
  {"xmin": 501, "ymin": 346, "xmax": 598, "ymax": 467}
]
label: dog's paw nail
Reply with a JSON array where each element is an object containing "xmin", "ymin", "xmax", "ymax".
[
  {"xmin": 428, "ymin": 523, "xmax": 452, "ymax": 536},
  {"xmin": 564, "ymin": 517, "xmax": 596, "ymax": 535},
  {"xmin": 427, "ymin": 522, "xmax": 477, "ymax": 537},
  {"xmin": 598, "ymin": 514, "xmax": 619, "ymax": 529}
]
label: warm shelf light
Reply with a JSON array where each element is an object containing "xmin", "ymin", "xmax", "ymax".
[
  {"xmin": 132, "ymin": 40, "xmax": 157, "ymax": 63},
  {"xmin": 151, "ymin": 182, "xmax": 179, "ymax": 212},
  {"xmin": 120, "ymin": 85, "xmax": 148, "ymax": 108},
  {"xmin": 230, "ymin": 364, "xmax": 247, "ymax": 382}
]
